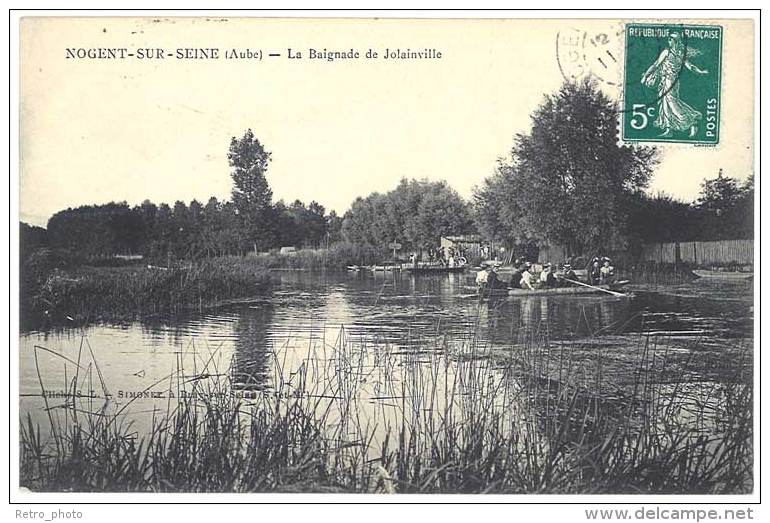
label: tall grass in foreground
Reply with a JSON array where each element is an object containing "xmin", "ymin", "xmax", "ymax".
[
  {"xmin": 250, "ymin": 242, "xmax": 386, "ymax": 270},
  {"xmin": 24, "ymin": 258, "xmax": 272, "ymax": 327},
  {"xmin": 20, "ymin": 327, "xmax": 752, "ymax": 494}
]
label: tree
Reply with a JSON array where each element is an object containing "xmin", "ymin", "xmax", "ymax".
[
  {"xmin": 409, "ymin": 181, "xmax": 474, "ymax": 249},
  {"xmin": 342, "ymin": 179, "xmax": 474, "ymax": 250},
  {"xmin": 626, "ymin": 192, "xmax": 700, "ymax": 244},
  {"xmin": 47, "ymin": 202, "xmax": 142, "ymax": 257},
  {"xmin": 220, "ymin": 201, "xmax": 245, "ymax": 255},
  {"xmin": 472, "ymin": 161, "xmax": 529, "ymax": 248},
  {"xmin": 137, "ymin": 199, "xmax": 158, "ymax": 250},
  {"xmin": 229, "ymin": 129, "xmax": 273, "ymax": 253},
  {"xmin": 201, "ymin": 197, "xmax": 229, "ymax": 256},
  {"xmin": 20, "ymin": 222, "xmax": 48, "ymax": 261},
  {"xmin": 295, "ymin": 201, "xmax": 328, "ymax": 247},
  {"xmin": 341, "ymin": 195, "xmax": 383, "ymax": 246},
  {"xmin": 326, "ymin": 210, "xmax": 344, "ymax": 243},
  {"xmin": 150, "ymin": 203, "xmax": 174, "ymax": 260},
  {"xmin": 739, "ymin": 174, "xmax": 755, "ymax": 238},
  {"xmin": 695, "ymin": 170, "xmax": 754, "ymax": 240},
  {"xmin": 265, "ymin": 200, "xmax": 291, "ymax": 247},
  {"xmin": 474, "ymin": 79, "xmax": 658, "ymax": 257},
  {"xmin": 696, "ymin": 169, "xmax": 743, "ymax": 215}
]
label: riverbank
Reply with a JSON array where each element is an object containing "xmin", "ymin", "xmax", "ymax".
[
  {"xmin": 21, "ymin": 255, "xmax": 272, "ymax": 329},
  {"xmin": 20, "ymin": 242, "xmax": 385, "ymax": 329},
  {"xmin": 20, "ymin": 326, "xmax": 752, "ymax": 494}
]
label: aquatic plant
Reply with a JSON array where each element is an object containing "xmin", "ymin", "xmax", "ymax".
[
  {"xmin": 26, "ymin": 258, "xmax": 272, "ymax": 327},
  {"xmin": 624, "ymin": 262, "xmax": 699, "ymax": 286}
]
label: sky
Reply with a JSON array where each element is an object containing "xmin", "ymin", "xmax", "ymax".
[{"xmin": 20, "ymin": 17, "xmax": 754, "ymax": 228}]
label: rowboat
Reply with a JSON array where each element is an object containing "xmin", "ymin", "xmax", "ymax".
[
  {"xmin": 477, "ymin": 281, "xmax": 631, "ymax": 298},
  {"xmin": 347, "ymin": 264, "xmax": 403, "ymax": 272},
  {"xmin": 369, "ymin": 264, "xmax": 402, "ymax": 272},
  {"xmin": 404, "ymin": 265, "xmax": 467, "ymax": 274}
]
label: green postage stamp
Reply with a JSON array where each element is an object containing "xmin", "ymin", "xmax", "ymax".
[{"xmin": 622, "ymin": 24, "xmax": 722, "ymax": 145}]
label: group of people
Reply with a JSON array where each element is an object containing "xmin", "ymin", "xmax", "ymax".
[
  {"xmin": 588, "ymin": 257, "xmax": 616, "ymax": 285},
  {"xmin": 412, "ymin": 246, "xmax": 468, "ymax": 268},
  {"xmin": 475, "ymin": 256, "xmax": 616, "ymax": 291},
  {"xmin": 507, "ymin": 259, "xmax": 578, "ymax": 290}
]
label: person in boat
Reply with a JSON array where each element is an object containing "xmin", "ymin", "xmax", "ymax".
[
  {"xmin": 556, "ymin": 263, "xmax": 577, "ymax": 286},
  {"xmin": 520, "ymin": 262, "xmax": 535, "ymax": 290},
  {"xmin": 438, "ymin": 248, "xmax": 447, "ymax": 266},
  {"xmin": 600, "ymin": 257, "xmax": 616, "ymax": 284},
  {"xmin": 589, "ymin": 258, "xmax": 602, "ymax": 285},
  {"xmin": 509, "ymin": 262, "xmax": 523, "ymax": 289},
  {"xmin": 487, "ymin": 265, "xmax": 506, "ymax": 289},
  {"xmin": 540, "ymin": 262, "xmax": 558, "ymax": 288},
  {"xmin": 475, "ymin": 266, "xmax": 490, "ymax": 290}
]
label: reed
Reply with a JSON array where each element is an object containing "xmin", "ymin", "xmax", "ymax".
[
  {"xmin": 19, "ymin": 324, "xmax": 752, "ymax": 494},
  {"xmin": 624, "ymin": 262, "xmax": 699, "ymax": 286}
]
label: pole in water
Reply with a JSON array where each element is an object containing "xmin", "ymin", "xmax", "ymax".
[{"xmin": 563, "ymin": 278, "xmax": 626, "ymax": 297}]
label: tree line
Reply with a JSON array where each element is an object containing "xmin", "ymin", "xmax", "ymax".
[
  {"xmin": 27, "ymin": 129, "xmax": 477, "ymax": 262},
  {"xmin": 21, "ymin": 81, "xmax": 754, "ymax": 265},
  {"xmin": 41, "ymin": 196, "xmax": 341, "ymax": 260},
  {"xmin": 31, "ymin": 129, "xmax": 342, "ymax": 261},
  {"xmin": 627, "ymin": 172, "xmax": 754, "ymax": 245}
]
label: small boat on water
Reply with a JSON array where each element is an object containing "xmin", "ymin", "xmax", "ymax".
[
  {"xmin": 477, "ymin": 281, "xmax": 631, "ymax": 298},
  {"xmin": 369, "ymin": 264, "xmax": 402, "ymax": 272},
  {"xmin": 347, "ymin": 264, "xmax": 403, "ymax": 272},
  {"xmin": 693, "ymin": 269, "xmax": 753, "ymax": 280}
]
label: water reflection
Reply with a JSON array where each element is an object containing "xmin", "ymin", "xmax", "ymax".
[
  {"xmin": 19, "ymin": 272, "xmax": 753, "ymax": 439},
  {"xmin": 230, "ymin": 304, "xmax": 274, "ymax": 391},
  {"xmin": 478, "ymin": 294, "xmax": 636, "ymax": 345}
]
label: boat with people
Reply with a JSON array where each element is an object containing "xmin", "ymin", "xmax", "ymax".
[{"xmin": 474, "ymin": 256, "xmax": 631, "ymax": 298}]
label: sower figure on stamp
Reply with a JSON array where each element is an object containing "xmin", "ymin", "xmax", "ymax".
[{"xmin": 641, "ymin": 32, "xmax": 709, "ymax": 138}]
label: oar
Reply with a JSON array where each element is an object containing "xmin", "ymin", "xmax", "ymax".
[{"xmin": 563, "ymin": 278, "xmax": 626, "ymax": 297}]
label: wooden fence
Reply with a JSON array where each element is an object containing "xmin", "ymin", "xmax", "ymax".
[
  {"xmin": 536, "ymin": 239, "xmax": 753, "ymax": 268},
  {"xmin": 537, "ymin": 244, "xmax": 568, "ymax": 264},
  {"xmin": 639, "ymin": 239, "xmax": 754, "ymax": 267}
]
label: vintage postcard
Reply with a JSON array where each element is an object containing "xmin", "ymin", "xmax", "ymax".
[{"xmin": 12, "ymin": 12, "xmax": 757, "ymax": 511}]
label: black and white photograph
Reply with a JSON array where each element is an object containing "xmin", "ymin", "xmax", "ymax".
[{"xmin": 9, "ymin": 10, "xmax": 760, "ymax": 515}]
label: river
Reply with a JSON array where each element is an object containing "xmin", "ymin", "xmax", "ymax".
[{"xmin": 19, "ymin": 271, "xmax": 753, "ymax": 442}]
